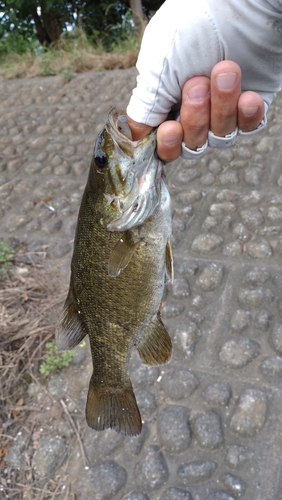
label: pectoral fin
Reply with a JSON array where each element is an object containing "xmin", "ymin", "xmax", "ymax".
[
  {"xmin": 137, "ymin": 311, "xmax": 172, "ymax": 366},
  {"xmin": 166, "ymin": 240, "xmax": 174, "ymax": 281},
  {"xmin": 108, "ymin": 232, "xmax": 140, "ymax": 277},
  {"xmin": 55, "ymin": 289, "xmax": 87, "ymax": 350}
]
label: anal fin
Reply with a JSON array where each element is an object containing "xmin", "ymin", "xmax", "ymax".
[
  {"xmin": 55, "ymin": 289, "xmax": 87, "ymax": 350},
  {"xmin": 137, "ymin": 311, "xmax": 172, "ymax": 366},
  {"xmin": 86, "ymin": 377, "xmax": 142, "ymax": 436}
]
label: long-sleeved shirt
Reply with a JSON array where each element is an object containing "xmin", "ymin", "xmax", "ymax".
[{"xmin": 127, "ymin": 0, "xmax": 282, "ymax": 127}]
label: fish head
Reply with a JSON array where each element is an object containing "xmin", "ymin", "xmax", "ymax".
[{"xmin": 91, "ymin": 108, "xmax": 163, "ymax": 231}]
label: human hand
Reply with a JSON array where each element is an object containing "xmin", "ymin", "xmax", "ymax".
[{"xmin": 127, "ymin": 60, "xmax": 265, "ymax": 162}]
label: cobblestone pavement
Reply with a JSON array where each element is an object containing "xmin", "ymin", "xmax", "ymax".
[{"xmin": 1, "ymin": 69, "xmax": 282, "ymax": 500}]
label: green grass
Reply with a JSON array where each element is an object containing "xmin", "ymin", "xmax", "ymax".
[
  {"xmin": 0, "ymin": 29, "xmax": 140, "ymax": 80},
  {"xmin": 39, "ymin": 340, "xmax": 75, "ymax": 377},
  {"xmin": 0, "ymin": 240, "xmax": 14, "ymax": 276}
]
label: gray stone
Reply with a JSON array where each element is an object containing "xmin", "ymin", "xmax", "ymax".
[
  {"xmin": 230, "ymin": 388, "xmax": 267, "ymax": 437},
  {"xmin": 244, "ymin": 267, "xmax": 271, "ymax": 286},
  {"xmin": 256, "ymin": 135, "xmax": 274, "ymax": 152},
  {"xmin": 277, "ymin": 298, "xmax": 282, "ymax": 317},
  {"xmin": 5, "ymin": 432, "xmax": 26, "ymax": 469},
  {"xmin": 219, "ymin": 337, "xmax": 260, "ymax": 368},
  {"xmin": 175, "ymin": 259, "xmax": 199, "ymax": 276},
  {"xmin": 134, "ymin": 445, "xmax": 169, "ymax": 491},
  {"xmin": 47, "ymin": 241, "xmax": 71, "ymax": 258},
  {"xmin": 32, "ymin": 435, "xmax": 67, "ymax": 478},
  {"xmin": 193, "ymin": 410, "xmax": 224, "ymax": 449},
  {"xmin": 162, "ymin": 302, "xmax": 185, "ymax": 318},
  {"xmin": 200, "ymin": 172, "xmax": 215, "ymax": 185},
  {"xmin": 160, "ymin": 487, "xmax": 193, "ymax": 500},
  {"xmin": 177, "ymin": 168, "xmax": 201, "ymax": 184},
  {"xmin": 240, "ymin": 207, "xmax": 264, "ymax": 228},
  {"xmin": 48, "ymin": 373, "xmax": 69, "ymax": 400},
  {"xmin": 209, "ymin": 159, "xmax": 222, "ymax": 174},
  {"xmin": 124, "ymin": 424, "xmax": 148, "ymax": 456},
  {"xmin": 232, "ymin": 222, "xmax": 252, "ymax": 242},
  {"xmin": 161, "ymin": 369, "xmax": 199, "ymax": 400},
  {"xmin": 206, "ymin": 491, "xmax": 235, "ymax": 500},
  {"xmin": 177, "ymin": 460, "xmax": 217, "ymax": 483},
  {"xmin": 170, "ymin": 278, "xmax": 191, "ymax": 298},
  {"xmin": 246, "ymin": 238, "xmax": 272, "ymax": 259},
  {"xmin": 273, "ymin": 274, "xmax": 282, "ymax": 290},
  {"xmin": 220, "ymin": 473, "xmax": 246, "ymax": 496},
  {"xmin": 172, "ymin": 218, "xmax": 186, "ymax": 234},
  {"xmin": 124, "ymin": 494, "xmax": 149, "ymax": 500},
  {"xmin": 216, "ymin": 189, "xmax": 238, "ymax": 202},
  {"xmin": 202, "ymin": 382, "xmax": 232, "ymax": 407},
  {"xmin": 267, "ymin": 206, "xmax": 282, "ymax": 222},
  {"xmin": 209, "ymin": 202, "xmax": 236, "ymax": 217},
  {"xmin": 130, "ymin": 364, "xmax": 160, "ymax": 389},
  {"xmin": 219, "ymin": 170, "xmax": 238, "ymax": 185},
  {"xmin": 76, "ymin": 460, "xmax": 127, "ymax": 499},
  {"xmin": 260, "ymin": 355, "xmax": 282, "ymax": 379},
  {"xmin": 271, "ymin": 324, "xmax": 282, "ymax": 354},
  {"xmin": 97, "ymin": 429, "xmax": 125, "ymax": 456},
  {"xmin": 222, "ymin": 241, "xmax": 242, "ymax": 257},
  {"xmin": 174, "ymin": 322, "xmax": 199, "ymax": 357},
  {"xmin": 191, "ymin": 295, "xmax": 209, "ymax": 310},
  {"xmin": 176, "ymin": 190, "xmax": 202, "ymax": 205},
  {"xmin": 195, "ymin": 263, "xmax": 224, "ymax": 291},
  {"xmin": 202, "ymin": 216, "xmax": 218, "ymax": 231},
  {"xmin": 186, "ymin": 311, "xmax": 205, "ymax": 325},
  {"xmin": 225, "ymin": 444, "xmax": 254, "ymax": 468},
  {"xmin": 192, "ymin": 234, "xmax": 223, "ymax": 253},
  {"xmin": 255, "ymin": 309, "xmax": 271, "ymax": 331},
  {"xmin": 41, "ymin": 217, "xmax": 63, "ymax": 234},
  {"xmin": 157, "ymin": 405, "xmax": 191, "ymax": 452},
  {"xmin": 238, "ymin": 287, "xmax": 274, "ymax": 307},
  {"xmin": 135, "ymin": 390, "xmax": 157, "ymax": 420},
  {"xmin": 244, "ymin": 167, "xmax": 262, "ymax": 185},
  {"xmin": 230, "ymin": 310, "xmax": 251, "ymax": 332}
]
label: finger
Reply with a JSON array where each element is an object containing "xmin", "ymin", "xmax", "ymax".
[
  {"xmin": 180, "ymin": 76, "xmax": 211, "ymax": 150},
  {"xmin": 126, "ymin": 115, "xmax": 153, "ymax": 141},
  {"xmin": 156, "ymin": 120, "xmax": 183, "ymax": 161},
  {"xmin": 238, "ymin": 91, "xmax": 265, "ymax": 132},
  {"xmin": 210, "ymin": 60, "xmax": 241, "ymax": 136}
]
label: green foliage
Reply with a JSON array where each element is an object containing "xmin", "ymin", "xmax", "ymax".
[
  {"xmin": 0, "ymin": 1, "xmax": 164, "ymax": 54},
  {"xmin": 39, "ymin": 340, "xmax": 75, "ymax": 376},
  {"xmin": 0, "ymin": 240, "xmax": 14, "ymax": 275}
]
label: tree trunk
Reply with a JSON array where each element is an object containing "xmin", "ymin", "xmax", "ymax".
[
  {"xmin": 30, "ymin": 6, "xmax": 61, "ymax": 46},
  {"xmin": 129, "ymin": 0, "xmax": 147, "ymax": 36}
]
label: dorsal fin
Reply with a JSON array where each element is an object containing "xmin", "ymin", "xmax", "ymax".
[
  {"xmin": 137, "ymin": 311, "xmax": 172, "ymax": 365},
  {"xmin": 55, "ymin": 289, "xmax": 87, "ymax": 350}
]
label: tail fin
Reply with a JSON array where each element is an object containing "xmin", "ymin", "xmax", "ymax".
[{"xmin": 86, "ymin": 378, "xmax": 142, "ymax": 436}]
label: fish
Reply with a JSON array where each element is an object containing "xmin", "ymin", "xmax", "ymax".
[{"xmin": 55, "ymin": 108, "xmax": 173, "ymax": 436}]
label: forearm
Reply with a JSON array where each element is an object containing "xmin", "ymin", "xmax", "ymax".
[{"xmin": 127, "ymin": 0, "xmax": 282, "ymax": 127}]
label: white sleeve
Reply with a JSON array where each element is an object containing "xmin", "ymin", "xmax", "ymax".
[{"xmin": 127, "ymin": 0, "xmax": 282, "ymax": 127}]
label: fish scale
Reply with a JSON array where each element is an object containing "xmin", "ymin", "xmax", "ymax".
[{"xmin": 56, "ymin": 109, "xmax": 173, "ymax": 435}]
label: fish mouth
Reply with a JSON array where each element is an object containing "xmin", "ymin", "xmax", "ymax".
[
  {"xmin": 107, "ymin": 193, "xmax": 156, "ymax": 231},
  {"xmin": 97, "ymin": 109, "xmax": 164, "ymax": 232},
  {"xmin": 105, "ymin": 152, "xmax": 162, "ymax": 231}
]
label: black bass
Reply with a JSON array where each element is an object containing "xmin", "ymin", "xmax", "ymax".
[{"xmin": 55, "ymin": 109, "xmax": 173, "ymax": 435}]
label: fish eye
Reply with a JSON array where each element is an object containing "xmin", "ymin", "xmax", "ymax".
[{"xmin": 94, "ymin": 149, "xmax": 108, "ymax": 170}]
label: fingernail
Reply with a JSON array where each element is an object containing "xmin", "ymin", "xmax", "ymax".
[
  {"xmin": 162, "ymin": 134, "xmax": 181, "ymax": 146},
  {"xmin": 187, "ymin": 83, "xmax": 210, "ymax": 101},
  {"xmin": 240, "ymin": 105, "xmax": 259, "ymax": 117},
  {"xmin": 216, "ymin": 72, "xmax": 237, "ymax": 91}
]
